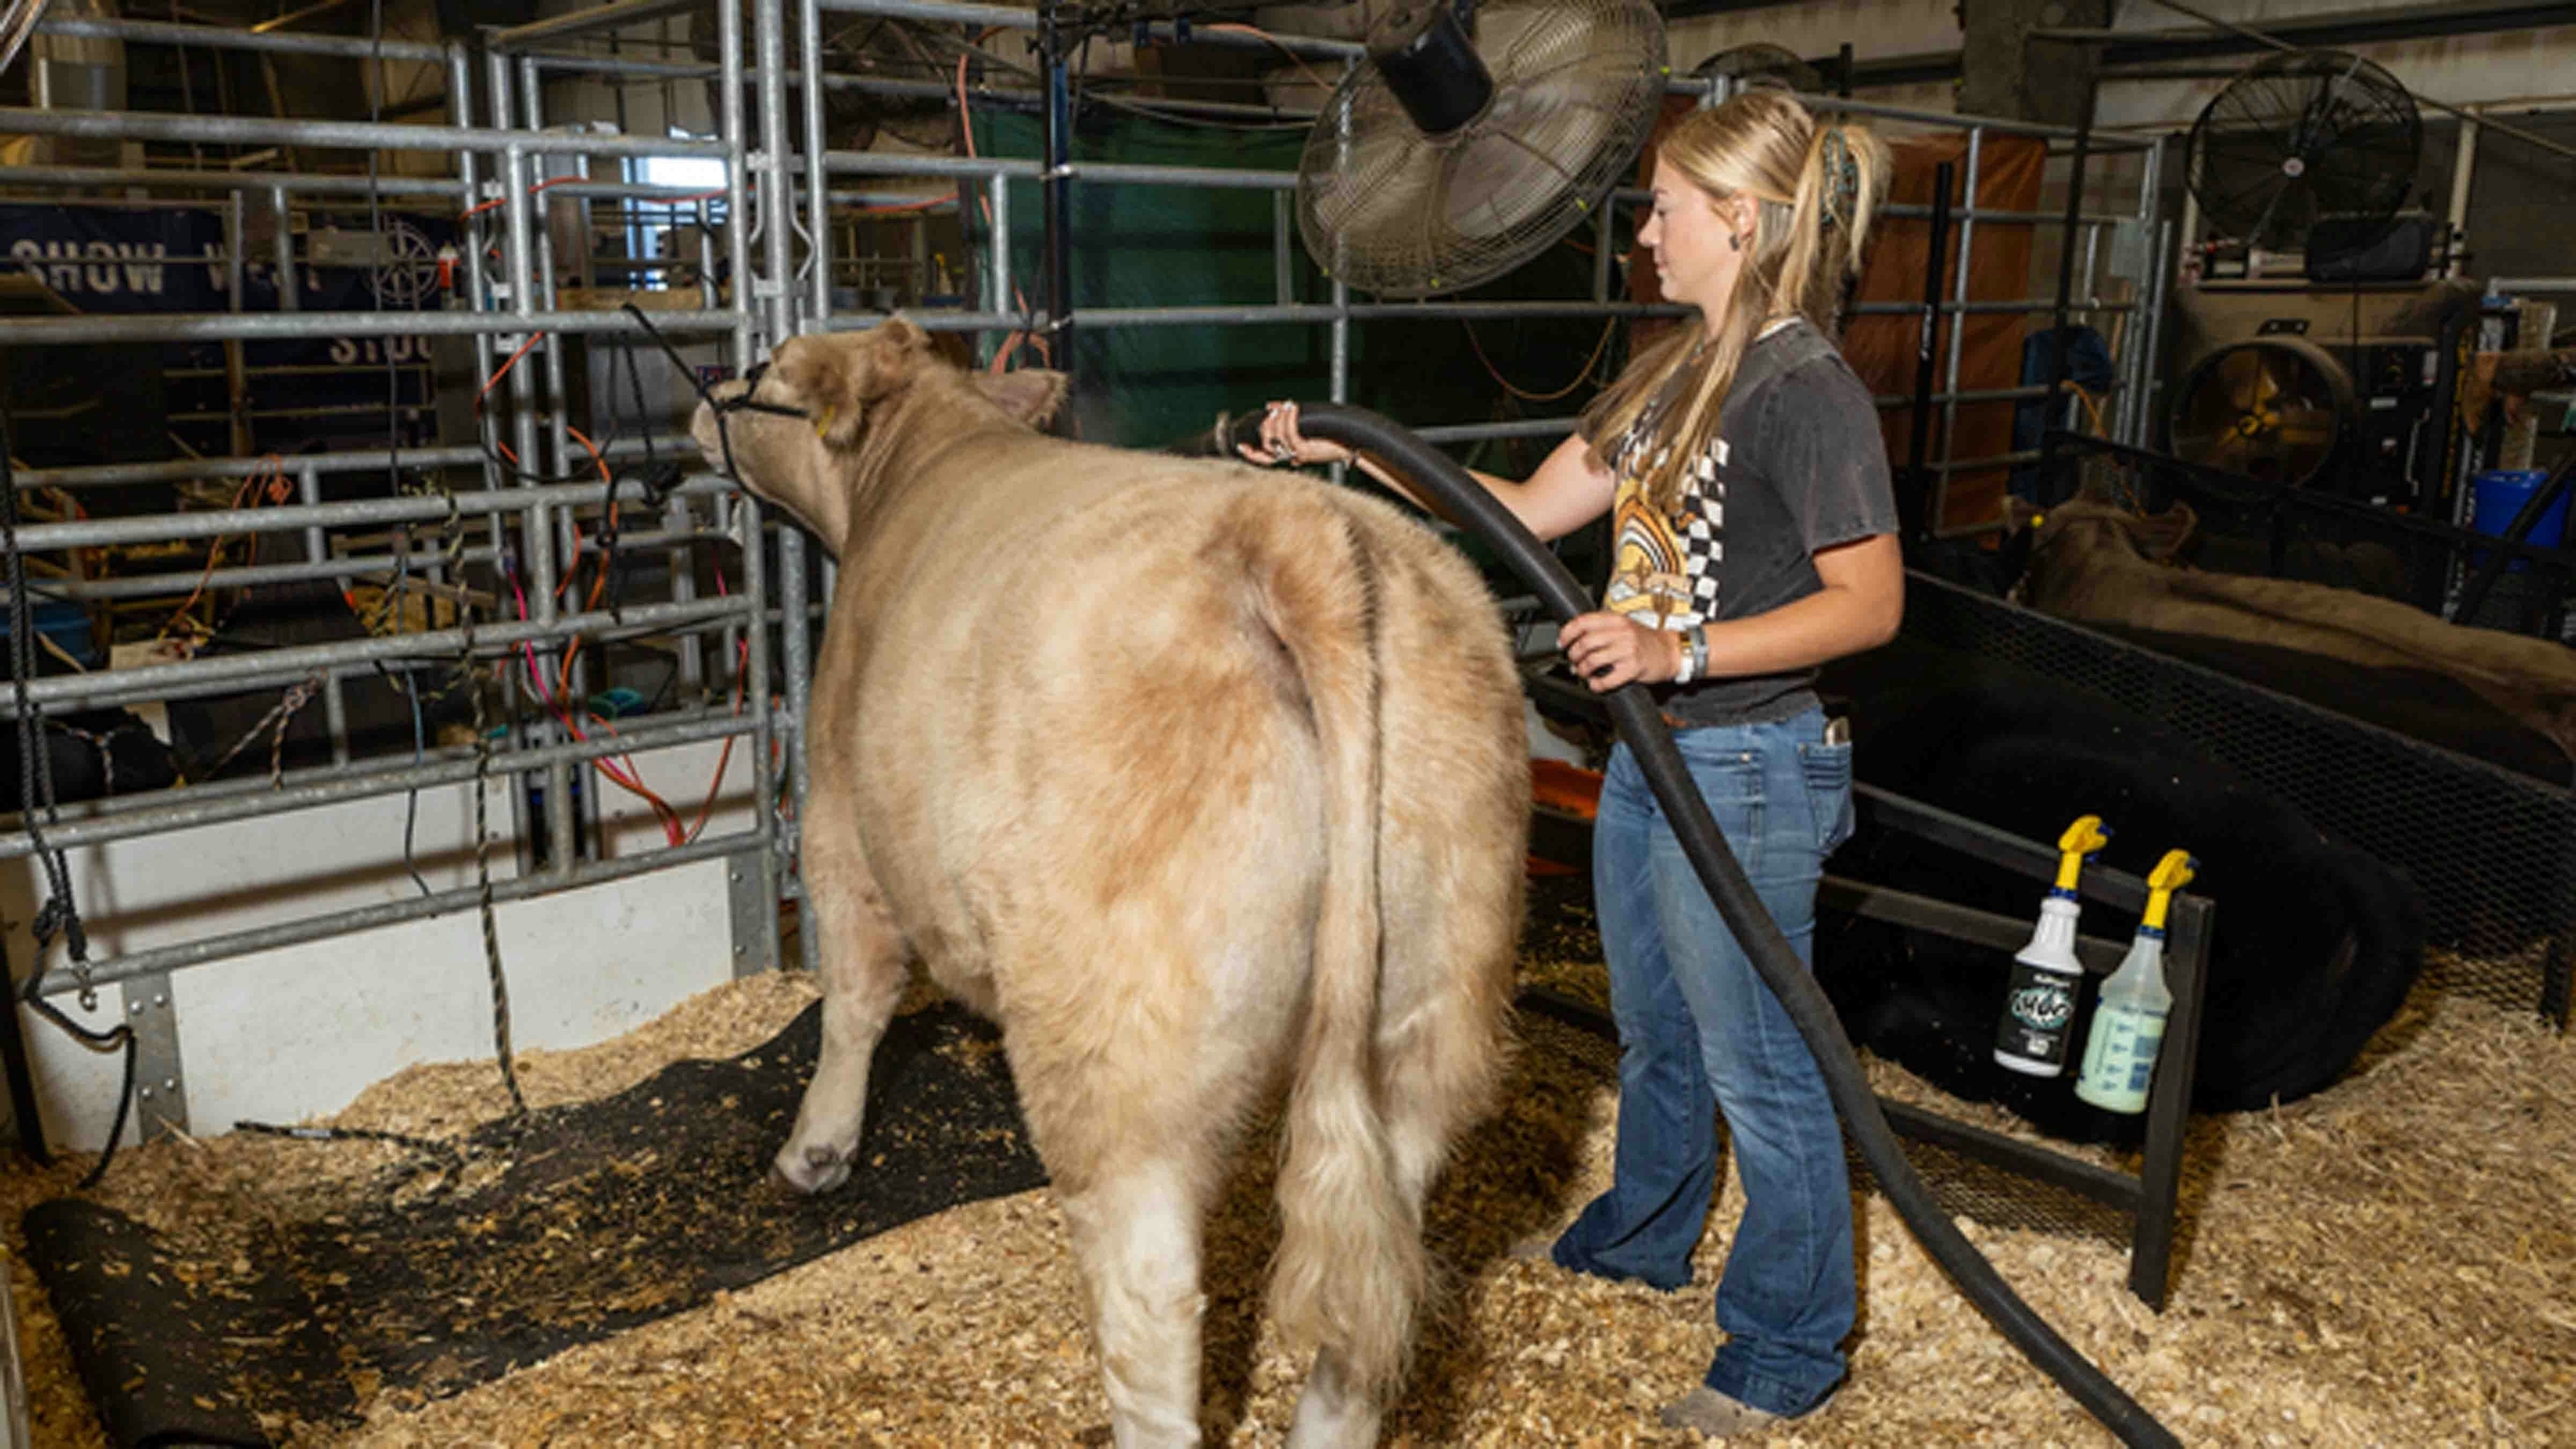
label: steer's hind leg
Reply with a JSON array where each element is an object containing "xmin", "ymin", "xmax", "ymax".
[
  {"xmin": 774, "ymin": 821, "xmax": 909, "ymax": 1194},
  {"xmin": 1058, "ymin": 1153, "xmax": 1212, "ymax": 1448}
]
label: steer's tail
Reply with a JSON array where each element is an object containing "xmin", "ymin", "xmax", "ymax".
[{"xmin": 1250, "ymin": 492, "xmax": 1421, "ymax": 1406}]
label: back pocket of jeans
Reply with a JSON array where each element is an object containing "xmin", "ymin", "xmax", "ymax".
[{"xmin": 1799, "ymin": 739, "xmax": 1855, "ymax": 855}]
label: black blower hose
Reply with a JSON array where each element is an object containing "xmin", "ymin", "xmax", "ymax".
[{"xmin": 1202, "ymin": 404, "xmax": 2182, "ymax": 1449}]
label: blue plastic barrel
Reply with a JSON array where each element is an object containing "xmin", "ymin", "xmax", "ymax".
[
  {"xmin": 2470, "ymin": 469, "xmax": 2571, "ymax": 573},
  {"xmin": 0, "ymin": 601, "xmax": 98, "ymax": 667}
]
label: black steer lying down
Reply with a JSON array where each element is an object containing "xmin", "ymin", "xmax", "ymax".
[{"xmin": 1814, "ymin": 637, "xmax": 2426, "ymax": 1146}]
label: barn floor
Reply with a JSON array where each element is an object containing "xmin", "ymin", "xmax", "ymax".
[{"xmin": 6, "ymin": 899, "xmax": 2573, "ymax": 1447}]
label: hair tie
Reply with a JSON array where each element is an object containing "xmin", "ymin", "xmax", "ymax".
[{"xmin": 1819, "ymin": 126, "xmax": 1860, "ymax": 229}]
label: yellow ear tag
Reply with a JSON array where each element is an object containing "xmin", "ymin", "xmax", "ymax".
[{"xmin": 813, "ymin": 403, "xmax": 837, "ymax": 439}]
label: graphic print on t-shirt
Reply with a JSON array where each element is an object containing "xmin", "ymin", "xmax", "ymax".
[{"xmin": 1604, "ymin": 430, "xmax": 1727, "ymax": 631}]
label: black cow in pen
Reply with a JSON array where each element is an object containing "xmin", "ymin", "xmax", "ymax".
[{"xmin": 1813, "ymin": 636, "xmax": 2426, "ymax": 1146}]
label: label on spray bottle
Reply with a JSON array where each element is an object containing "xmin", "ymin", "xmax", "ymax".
[
  {"xmin": 2076, "ymin": 1002, "xmax": 2170, "ymax": 1112},
  {"xmin": 1995, "ymin": 958, "xmax": 2083, "ymax": 1075}
]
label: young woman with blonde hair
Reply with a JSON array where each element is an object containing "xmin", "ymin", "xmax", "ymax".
[{"xmin": 1247, "ymin": 89, "xmax": 1901, "ymax": 1437}]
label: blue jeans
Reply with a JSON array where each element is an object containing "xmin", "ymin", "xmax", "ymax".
[{"xmin": 1552, "ymin": 708, "xmax": 1857, "ymax": 1418}]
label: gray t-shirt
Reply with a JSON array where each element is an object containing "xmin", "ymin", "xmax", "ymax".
[{"xmin": 1594, "ymin": 318, "xmax": 1898, "ymax": 728}]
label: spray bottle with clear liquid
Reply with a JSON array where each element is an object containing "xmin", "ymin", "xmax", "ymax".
[
  {"xmin": 1994, "ymin": 815, "xmax": 2111, "ymax": 1078},
  {"xmin": 2075, "ymin": 850, "xmax": 2197, "ymax": 1114}
]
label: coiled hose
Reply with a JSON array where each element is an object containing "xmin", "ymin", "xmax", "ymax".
[{"xmin": 1198, "ymin": 403, "xmax": 2182, "ymax": 1448}]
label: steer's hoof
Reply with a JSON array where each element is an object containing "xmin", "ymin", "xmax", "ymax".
[{"xmin": 771, "ymin": 1142, "xmax": 853, "ymax": 1195}]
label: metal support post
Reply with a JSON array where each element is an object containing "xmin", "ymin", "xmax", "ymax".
[
  {"xmin": 2040, "ymin": 93, "xmax": 2098, "ymax": 508},
  {"xmin": 1904, "ymin": 161, "xmax": 1956, "ymax": 543},
  {"xmin": 1592, "ymin": 202, "xmax": 1616, "ymax": 304},
  {"xmin": 223, "ymin": 192, "xmax": 252, "ymax": 457},
  {"xmin": 495, "ymin": 89, "xmax": 577, "ymax": 876},
  {"xmin": 799, "ymin": 0, "xmax": 833, "ymax": 325},
  {"xmin": 985, "ymin": 172, "xmax": 1009, "ymax": 367},
  {"xmin": 270, "ymin": 186, "xmax": 297, "ymax": 311},
  {"xmin": 296, "ymin": 463, "xmax": 353, "ymax": 765},
  {"xmin": 1038, "ymin": 0, "xmax": 1074, "ymax": 385},
  {"xmin": 761, "ymin": 0, "xmax": 816, "ymax": 974},
  {"xmin": 718, "ymin": 0, "xmax": 783, "ymax": 974},
  {"xmin": 1274, "ymin": 190, "xmax": 1293, "ymax": 306},
  {"xmin": 665, "ymin": 491, "xmax": 706, "ymax": 694},
  {"xmin": 2447, "ymin": 114, "xmax": 2479, "ymax": 281},
  {"xmin": 520, "ymin": 52, "xmax": 603, "ymax": 863},
  {"xmin": 1936, "ymin": 126, "xmax": 1984, "ymax": 529}
]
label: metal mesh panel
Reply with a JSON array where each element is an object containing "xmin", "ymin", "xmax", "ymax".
[
  {"xmin": 1526, "ymin": 994, "xmax": 2138, "ymax": 1247},
  {"xmin": 1902, "ymin": 572, "xmax": 2574, "ymax": 1024},
  {"xmin": 1842, "ymin": 1136, "xmax": 2135, "ymax": 1248}
]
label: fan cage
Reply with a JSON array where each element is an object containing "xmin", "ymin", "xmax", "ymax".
[
  {"xmin": 2164, "ymin": 338, "xmax": 2354, "ymax": 491},
  {"xmin": 1296, "ymin": 0, "xmax": 1666, "ymax": 299},
  {"xmin": 2186, "ymin": 49, "xmax": 2421, "ymax": 251}
]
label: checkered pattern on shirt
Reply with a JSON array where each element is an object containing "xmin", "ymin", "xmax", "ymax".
[{"xmin": 1605, "ymin": 414, "xmax": 1726, "ymax": 630}]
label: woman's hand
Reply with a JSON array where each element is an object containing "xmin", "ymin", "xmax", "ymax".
[
  {"xmin": 1237, "ymin": 400, "xmax": 1355, "ymax": 468},
  {"xmin": 1560, "ymin": 611, "xmax": 1685, "ymax": 692}
]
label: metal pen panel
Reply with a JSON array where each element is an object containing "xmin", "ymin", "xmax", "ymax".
[
  {"xmin": 761, "ymin": 0, "xmax": 818, "ymax": 977},
  {"xmin": 718, "ymin": 0, "xmax": 785, "ymax": 974},
  {"xmin": 799, "ymin": 0, "xmax": 834, "ymax": 326}
]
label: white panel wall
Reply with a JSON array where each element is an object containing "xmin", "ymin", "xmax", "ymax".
[{"xmin": 4, "ymin": 751, "xmax": 751, "ymax": 1153}]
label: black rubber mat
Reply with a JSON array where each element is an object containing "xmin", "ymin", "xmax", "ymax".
[{"xmin": 24, "ymin": 998, "xmax": 1046, "ymax": 1447}]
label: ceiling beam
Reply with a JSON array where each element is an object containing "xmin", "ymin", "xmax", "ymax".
[{"xmin": 1816, "ymin": 0, "xmax": 2576, "ymax": 90}]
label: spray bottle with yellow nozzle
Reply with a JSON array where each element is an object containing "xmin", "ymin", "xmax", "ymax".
[
  {"xmin": 1994, "ymin": 815, "xmax": 2111, "ymax": 1078},
  {"xmin": 2075, "ymin": 850, "xmax": 2197, "ymax": 1114}
]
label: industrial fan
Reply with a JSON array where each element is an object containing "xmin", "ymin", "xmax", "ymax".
[
  {"xmin": 2185, "ymin": 49, "xmax": 2420, "ymax": 252},
  {"xmin": 1293, "ymin": 0, "xmax": 1666, "ymax": 298},
  {"xmin": 1691, "ymin": 41, "xmax": 1820, "ymax": 97},
  {"xmin": 2165, "ymin": 336, "xmax": 2353, "ymax": 488}
]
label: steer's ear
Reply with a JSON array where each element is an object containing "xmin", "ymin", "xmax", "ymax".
[
  {"xmin": 766, "ymin": 320, "xmax": 934, "ymax": 448},
  {"xmin": 975, "ymin": 368, "xmax": 1069, "ymax": 428}
]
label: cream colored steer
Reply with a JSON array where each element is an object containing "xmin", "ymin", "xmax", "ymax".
[{"xmin": 693, "ymin": 319, "xmax": 1527, "ymax": 1447}]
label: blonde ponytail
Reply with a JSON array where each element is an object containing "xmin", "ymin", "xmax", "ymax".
[{"xmin": 1581, "ymin": 93, "xmax": 1888, "ymax": 517}]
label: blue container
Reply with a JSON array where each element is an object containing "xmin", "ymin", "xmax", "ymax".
[
  {"xmin": 2470, "ymin": 469, "xmax": 2572, "ymax": 573},
  {"xmin": 0, "ymin": 601, "xmax": 98, "ymax": 668}
]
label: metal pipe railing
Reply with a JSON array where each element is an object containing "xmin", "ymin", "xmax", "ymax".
[
  {"xmin": 34, "ymin": 526, "xmax": 726, "ymax": 602},
  {"xmin": 0, "ymin": 105, "xmax": 730, "ymax": 158},
  {"xmin": 1, "ymin": 706, "xmax": 751, "ymax": 860},
  {"xmin": 26, "ymin": 831, "xmax": 760, "ymax": 999},
  {"xmin": 9, "ymin": 474, "xmax": 729, "ymax": 551},
  {"xmin": 5, "ymin": 595, "xmax": 747, "ymax": 714},
  {"xmin": 491, "ymin": 0, "xmax": 703, "ymax": 52},
  {"xmin": 0, "ymin": 163, "xmax": 465, "ymax": 198},
  {"xmin": 0, "ymin": 308, "xmax": 741, "ymax": 345},
  {"xmin": 34, "ymin": 13, "xmax": 444, "ymax": 62}
]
